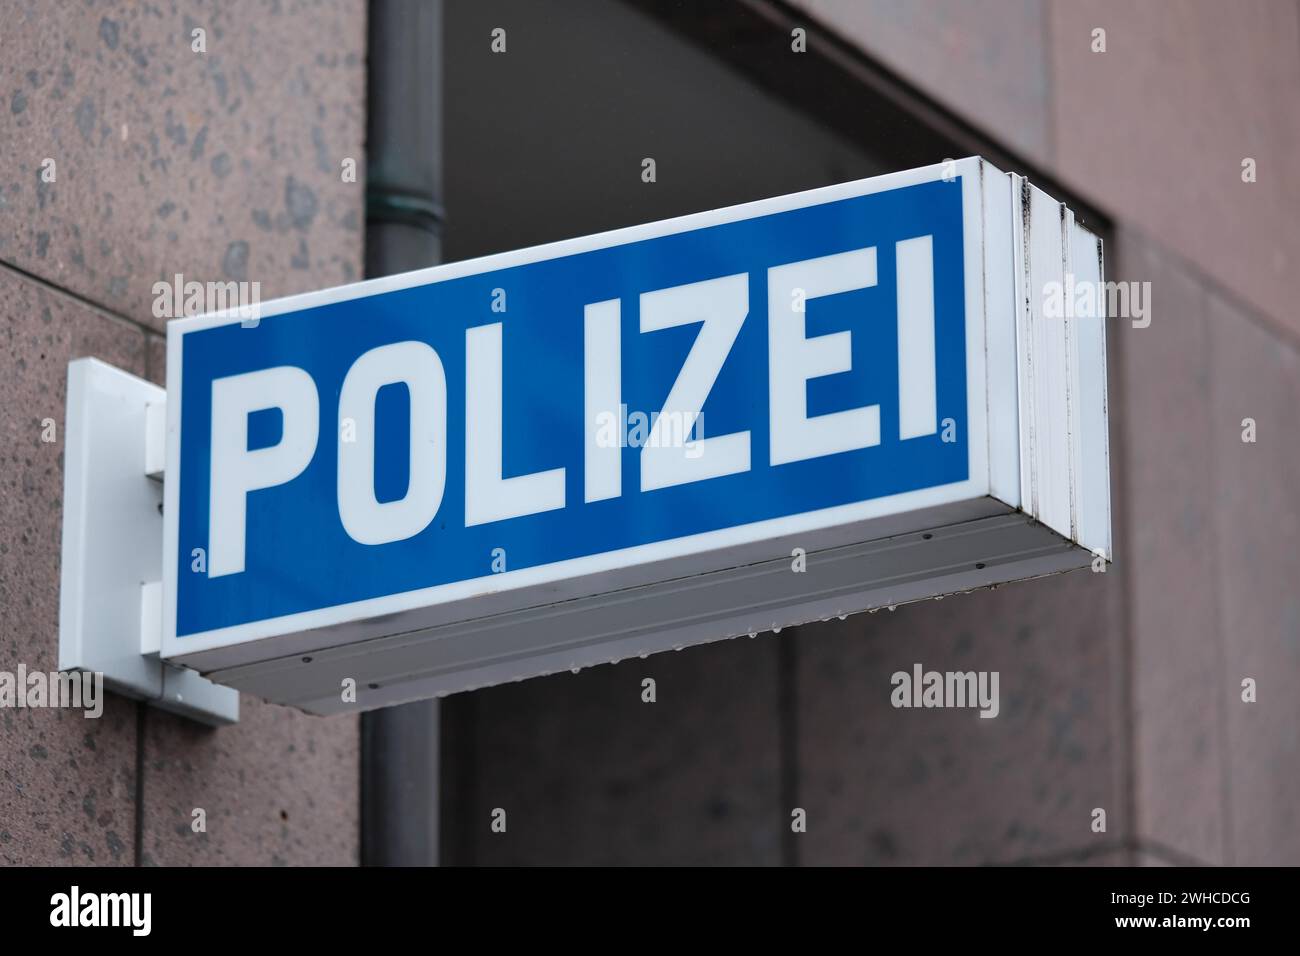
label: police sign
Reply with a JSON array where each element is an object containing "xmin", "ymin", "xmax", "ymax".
[{"xmin": 61, "ymin": 158, "xmax": 1111, "ymax": 719}]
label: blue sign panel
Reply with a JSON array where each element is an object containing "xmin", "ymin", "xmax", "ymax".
[{"xmin": 171, "ymin": 177, "xmax": 968, "ymax": 640}]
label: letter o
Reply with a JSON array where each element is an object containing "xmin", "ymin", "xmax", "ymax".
[{"xmin": 337, "ymin": 341, "xmax": 447, "ymax": 545}]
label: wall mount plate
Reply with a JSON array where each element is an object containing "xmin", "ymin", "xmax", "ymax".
[{"xmin": 58, "ymin": 358, "xmax": 237, "ymax": 726}]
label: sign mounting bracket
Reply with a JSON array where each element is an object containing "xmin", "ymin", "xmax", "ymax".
[{"xmin": 58, "ymin": 358, "xmax": 238, "ymax": 726}]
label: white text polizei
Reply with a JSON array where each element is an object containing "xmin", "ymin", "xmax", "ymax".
[{"xmin": 206, "ymin": 240, "xmax": 936, "ymax": 577}]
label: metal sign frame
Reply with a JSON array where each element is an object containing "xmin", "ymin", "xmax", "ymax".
[{"xmin": 59, "ymin": 157, "xmax": 1109, "ymax": 721}]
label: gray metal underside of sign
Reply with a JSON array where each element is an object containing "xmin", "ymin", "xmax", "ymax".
[{"xmin": 203, "ymin": 505, "xmax": 1089, "ymax": 715}]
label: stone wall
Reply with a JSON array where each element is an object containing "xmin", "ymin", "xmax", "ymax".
[{"xmin": 0, "ymin": 0, "xmax": 367, "ymax": 866}]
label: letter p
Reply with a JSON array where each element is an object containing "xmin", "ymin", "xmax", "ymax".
[{"xmin": 209, "ymin": 367, "xmax": 319, "ymax": 577}]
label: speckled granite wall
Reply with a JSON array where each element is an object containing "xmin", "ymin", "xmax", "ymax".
[{"xmin": 0, "ymin": 0, "xmax": 365, "ymax": 866}]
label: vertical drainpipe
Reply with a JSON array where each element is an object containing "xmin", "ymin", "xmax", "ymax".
[{"xmin": 361, "ymin": 0, "xmax": 444, "ymax": 866}]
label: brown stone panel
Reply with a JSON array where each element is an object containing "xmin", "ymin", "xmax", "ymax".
[
  {"xmin": 1207, "ymin": 294, "xmax": 1300, "ymax": 865},
  {"xmin": 1114, "ymin": 230, "xmax": 1226, "ymax": 865},
  {"xmin": 794, "ymin": 568, "xmax": 1126, "ymax": 865},
  {"xmin": 1133, "ymin": 849, "xmax": 1174, "ymax": 867},
  {"xmin": 1050, "ymin": 847, "xmax": 1133, "ymax": 866},
  {"xmin": 787, "ymin": 0, "xmax": 1053, "ymax": 163},
  {"xmin": 1051, "ymin": 0, "xmax": 1300, "ymax": 339},
  {"xmin": 0, "ymin": 266, "xmax": 145, "ymax": 865},
  {"xmin": 146, "ymin": 330, "xmax": 166, "ymax": 387},
  {"xmin": 441, "ymin": 637, "xmax": 784, "ymax": 866},
  {"xmin": 0, "ymin": 0, "xmax": 367, "ymax": 329},
  {"xmin": 140, "ymin": 700, "xmax": 359, "ymax": 866}
]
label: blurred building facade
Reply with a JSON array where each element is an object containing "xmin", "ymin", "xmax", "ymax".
[{"xmin": 1, "ymin": 0, "xmax": 1296, "ymax": 865}]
